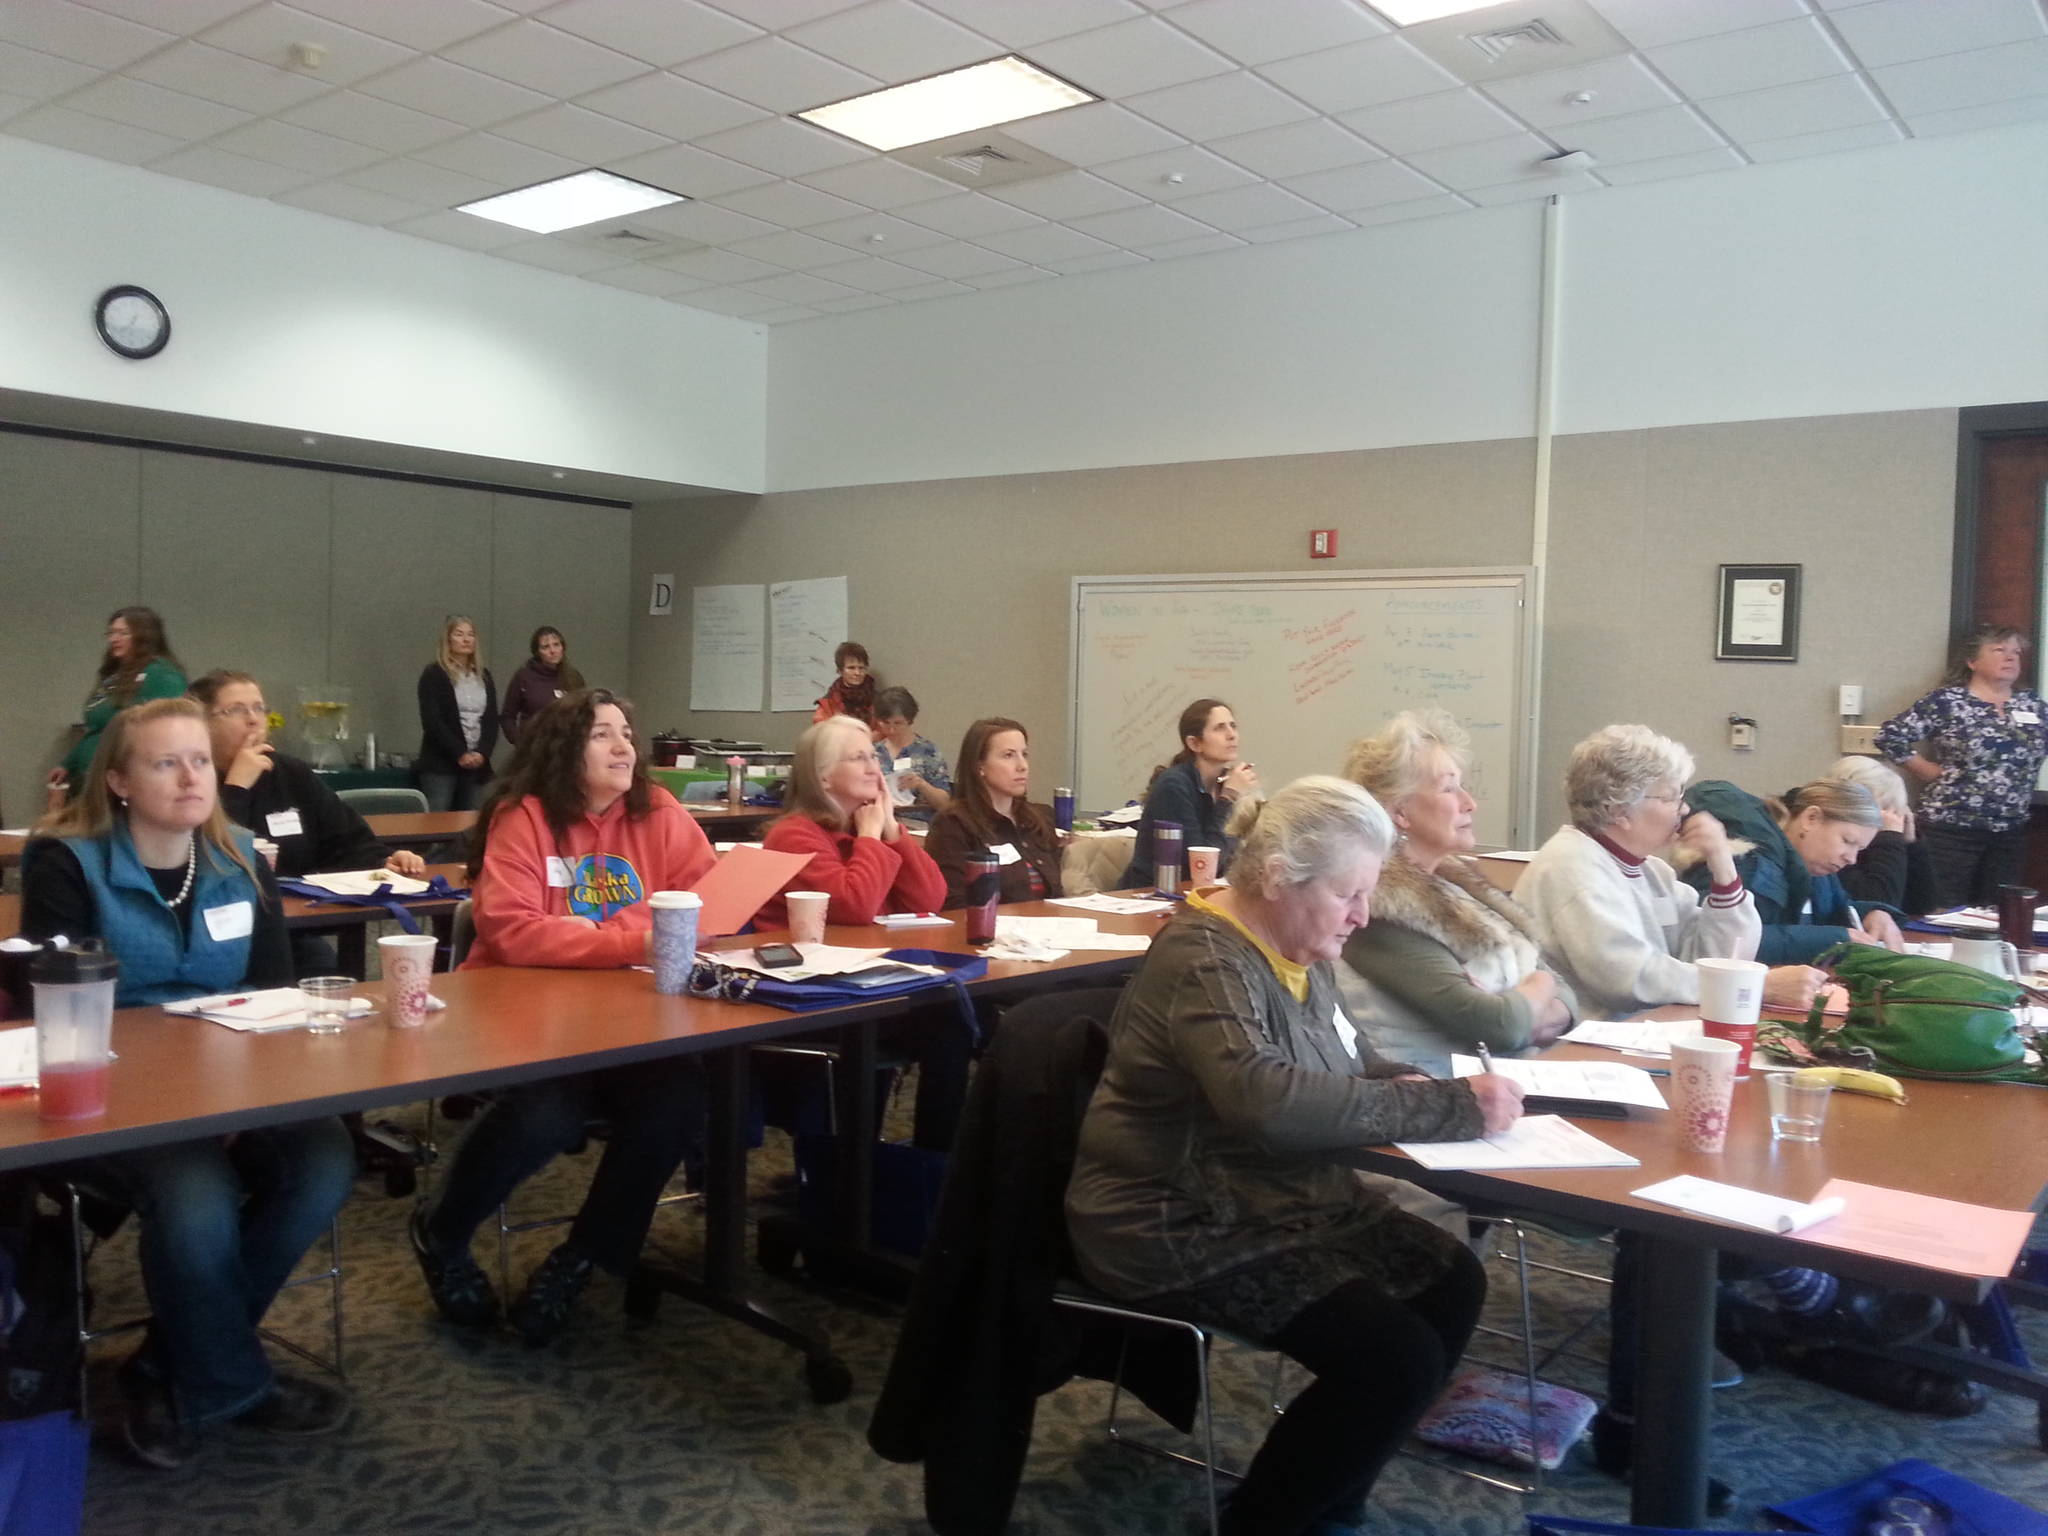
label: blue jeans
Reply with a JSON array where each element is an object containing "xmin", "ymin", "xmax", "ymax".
[
  {"xmin": 67, "ymin": 1117, "xmax": 356, "ymax": 1424},
  {"xmin": 419, "ymin": 771, "xmax": 487, "ymax": 813}
]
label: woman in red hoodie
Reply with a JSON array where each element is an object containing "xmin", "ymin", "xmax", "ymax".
[{"xmin": 410, "ymin": 689, "xmax": 715, "ymax": 1346}]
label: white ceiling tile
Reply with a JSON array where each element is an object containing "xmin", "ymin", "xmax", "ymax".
[
  {"xmin": 63, "ymin": 75, "xmax": 253, "ymax": 139},
  {"xmin": 283, "ymin": 0, "xmax": 514, "ymax": 52},
  {"xmin": 985, "ymin": 167, "xmax": 1145, "ymax": 216},
  {"xmin": 714, "ymin": 179, "xmax": 865, "ymax": 226},
  {"xmin": 73, "ymin": 0, "xmax": 249, "ymax": 28},
  {"xmin": 127, "ymin": 42, "xmax": 332, "ymax": 114},
  {"xmin": 491, "ymin": 102, "xmax": 669, "ymax": 162},
  {"xmin": 1542, "ymin": 104, "xmax": 1726, "ymax": 165},
  {"xmin": 273, "ymin": 179, "xmax": 433, "ymax": 224},
  {"xmin": 785, "ymin": 2, "xmax": 995, "ymax": 80},
  {"xmin": 676, "ymin": 285, "xmax": 785, "ymax": 316},
  {"xmin": 1345, "ymin": 191, "xmax": 1468, "ymax": 225},
  {"xmin": 635, "ymin": 197, "xmax": 780, "ymax": 243},
  {"xmin": 149, "ymin": 143, "xmax": 319, "ymax": 195},
  {"xmin": 1124, "ymin": 71, "xmax": 1313, "ymax": 139},
  {"xmin": 888, "ymin": 239, "xmax": 1026, "ymax": 276},
  {"xmin": 888, "ymin": 277, "xmax": 974, "ymax": 297},
  {"xmin": 1046, "ymin": 249, "xmax": 1144, "ymax": 271},
  {"xmin": 1404, "ymin": 131, "xmax": 1560, "ymax": 189},
  {"xmin": 812, "ymin": 290, "xmax": 898, "ymax": 309},
  {"xmin": 1088, "ymin": 143, "xmax": 1260, "ymax": 197},
  {"xmin": 1136, "ymin": 230, "xmax": 1242, "ymax": 257},
  {"xmin": 1281, "ymin": 154, "xmax": 1440, "ymax": 209},
  {"xmin": 806, "ymin": 254, "xmax": 940, "ymax": 289},
  {"xmin": 916, "ymin": 0, "xmax": 1141, "ymax": 50},
  {"xmin": 574, "ymin": 72, "xmax": 767, "ymax": 140},
  {"xmin": 1906, "ymin": 94, "xmax": 2048, "ymax": 136},
  {"xmin": 0, "ymin": 0, "xmax": 170, "ymax": 70},
  {"xmin": 343, "ymin": 155, "xmax": 502, "ymax": 205},
  {"xmin": 1065, "ymin": 201, "xmax": 1215, "ymax": 245},
  {"xmin": 0, "ymin": 41, "xmax": 97, "ymax": 100},
  {"xmin": 1744, "ymin": 118, "xmax": 1904, "ymax": 160},
  {"xmin": 1830, "ymin": 0, "xmax": 2046, "ymax": 69},
  {"xmin": 1165, "ymin": 180, "xmax": 1322, "ymax": 229},
  {"xmin": 1588, "ymin": 0, "xmax": 1815, "ymax": 50},
  {"xmin": 606, "ymin": 140, "xmax": 779, "ymax": 196},
  {"xmin": 196, "ymin": 4, "xmax": 415, "ymax": 86},
  {"xmin": 580, "ymin": 261, "xmax": 708, "ymax": 294},
  {"xmin": 693, "ymin": 115, "xmax": 872, "ymax": 175},
  {"xmin": 999, "ymin": 100, "xmax": 1184, "ymax": 164},
  {"xmin": 1030, "ymin": 16, "xmax": 1235, "ymax": 96},
  {"xmin": 1645, "ymin": 18, "xmax": 1854, "ymax": 99},
  {"xmin": 895, "ymin": 191, "xmax": 1045, "ymax": 235},
  {"xmin": 1871, "ymin": 37, "xmax": 2048, "ymax": 115},
  {"xmin": 804, "ymin": 208, "xmax": 954, "ymax": 250},
  {"xmin": 1338, "ymin": 89, "xmax": 1521, "ymax": 154},
  {"xmin": 660, "ymin": 247, "xmax": 788, "ymax": 282},
  {"xmin": 960, "ymin": 265, "xmax": 1055, "ymax": 288},
  {"xmin": 753, "ymin": 306, "xmax": 824, "ymax": 323},
  {"xmin": 800, "ymin": 155, "xmax": 955, "ymax": 207},
  {"xmin": 445, "ymin": 21, "xmax": 648, "ymax": 96},
  {"xmin": 355, "ymin": 57, "xmax": 553, "ymax": 127},
  {"xmin": 725, "ymin": 228, "xmax": 855, "ymax": 268},
  {"xmin": 542, "ymin": 0, "xmax": 762, "ymax": 67},
  {"xmin": 1696, "ymin": 73, "xmax": 1886, "ymax": 141},
  {"xmin": 1206, "ymin": 117, "xmax": 1381, "ymax": 177},
  {"xmin": 413, "ymin": 130, "xmax": 580, "ymax": 187},
  {"xmin": 7, "ymin": 103, "xmax": 180, "ymax": 161},
  {"xmin": 0, "ymin": 89, "xmax": 37, "ymax": 123},
  {"xmin": 493, "ymin": 236, "xmax": 632, "ymax": 273},
  {"xmin": 208, "ymin": 118, "xmax": 391, "ymax": 174},
  {"xmin": 1593, "ymin": 146, "xmax": 1746, "ymax": 186},
  {"xmin": 391, "ymin": 208, "xmax": 533, "ymax": 249},
  {"xmin": 740, "ymin": 270, "xmax": 862, "ymax": 303},
  {"xmin": 1167, "ymin": 0, "xmax": 1386, "ymax": 67},
  {"xmin": 1464, "ymin": 169, "xmax": 1602, "ymax": 203},
  {"xmin": 279, "ymin": 90, "xmax": 468, "ymax": 154},
  {"xmin": 1236, "ymin": 210, "xmax": 1353, "ymax": 241},
  {"xmin": 695, "ymin": 0, "xmax": 867, "ymax": 29},
  {"xmin": 974, "ymin": 220, "xmax": 1116, "ymax": 260},
  {"xmin": 1263, "ymin": 37, "xmax": 1463, "ymax": 118},
  {"xmin": 675, "ymin": 36, "xmax": 879, "ymax": 113},
  {"xmin": 1480, "ymin": 54, "xmax": 1680, "ymax": 126}
]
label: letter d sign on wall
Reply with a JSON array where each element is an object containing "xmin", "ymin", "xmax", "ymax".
[{"xmin": 649, "ymin": 574, "xmax": 675, "ymax": 616}]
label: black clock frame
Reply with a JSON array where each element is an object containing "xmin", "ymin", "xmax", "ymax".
[{"xmin": 94, "ymin": 284, "xmax": 170, "ymax": 360}]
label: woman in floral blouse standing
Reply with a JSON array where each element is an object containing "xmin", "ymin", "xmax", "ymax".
[{"xmin": 1876, "ymin": 624, "xmax": 2048, "ymax": 907}]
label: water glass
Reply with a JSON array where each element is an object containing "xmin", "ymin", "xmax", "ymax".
[
  {"xmin": 301, "ymin": 976, "xmax": 355, "ymax": 1034},
  {"xmin": 1766, "ymin": 1072, "xmax": 1833, "ymax": 1142}
]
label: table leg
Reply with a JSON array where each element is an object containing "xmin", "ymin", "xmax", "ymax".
[
  {"xmin": 1631, "ymin": 1234, "xmax": 1717, "ymax": 1527},
  {"xmin": 832, "ymin": 1016, "xmax": 877, "ymax": 1247}
]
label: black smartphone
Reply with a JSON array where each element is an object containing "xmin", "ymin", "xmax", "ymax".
[{"xmin": 755, "ymin": 943, "xmax": 803, "ymax": 969}]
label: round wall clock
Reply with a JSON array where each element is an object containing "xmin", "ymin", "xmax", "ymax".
[{"xmin": 94, "ymin": 285, "xmax": 170, "ymax": 360}]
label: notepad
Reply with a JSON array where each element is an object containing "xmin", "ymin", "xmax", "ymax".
[
  {"xmin": 163, "ymin": 987, "xmax": 380, "ymax": 1031},
  {"xmin": 876, "ymin": 912, "xmax": 951, "ymax": 928},
  {"xmin": 1450, "ymin": 1054, "xmax": 1667, "ymax": 1112},
  {"xmin": 1395, "ymin": 1114, "xmax": 1639, "ymax": 1171},
  {"xmin": 1633, "ymin": 1175, "xmax": 1845, "ymax": 1234}
]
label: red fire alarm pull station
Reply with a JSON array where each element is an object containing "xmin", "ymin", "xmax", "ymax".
[{"xmin": 1309, "ymin": 529, "xmax": 1337, "ymax": 559}]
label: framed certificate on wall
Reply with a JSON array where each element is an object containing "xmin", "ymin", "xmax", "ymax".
[{"xmin": 1716, "ymin": 564, "xmax": 1800, "ymax": 662}]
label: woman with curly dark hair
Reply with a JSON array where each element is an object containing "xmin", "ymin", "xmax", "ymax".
[
  {"xmin": 410, "ymin": 689, "xmax": 716, "ymax": 1347},
  {"xmin": 50, "ymin": 605, "xmax": 187, "ymax": 799}
]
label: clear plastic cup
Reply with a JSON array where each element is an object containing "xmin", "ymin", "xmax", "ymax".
[
  {"xmin": 300, "ymin": 976, "xmax": 355, "ymax": 1034},
  {"xmin": 32, "ymin": 942, "xmax": 120, "ymax": 1122},
  {"xmin": 1766, "ymin": 1072, "xmax": 1833, "ymax": 1142}
]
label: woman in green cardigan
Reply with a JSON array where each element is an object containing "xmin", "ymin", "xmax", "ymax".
[{"xmin": 50, "ymin": 607, "xmax": 187, "ymax": 799}]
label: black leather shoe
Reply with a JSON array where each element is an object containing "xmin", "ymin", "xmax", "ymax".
[
  {"xmin": 236, "ymin": 1373, "xmax": 351, "ymax": 1436},
  {"xmin": 1589, "ymin": 1409, "xmax": 1736, "ymax": 1517},
  {"xmin": 1777, "ymin": 1345, "xmax": 1988, "ymax": 1417}
]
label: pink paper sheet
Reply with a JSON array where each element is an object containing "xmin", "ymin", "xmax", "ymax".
[{"xmin": 1793, "ymin": 1178, "xmax": 2036, "ymax": 1279}]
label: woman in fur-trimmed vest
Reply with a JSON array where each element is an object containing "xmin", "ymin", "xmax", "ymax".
[{"xmin": 1337, "ymin": 710, "xmax": 1577, "ymax": 1076}]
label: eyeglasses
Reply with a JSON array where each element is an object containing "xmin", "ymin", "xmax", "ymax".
[{"xmin": 210, "ymin": 703, "xmax": 268, "ymax": 720}]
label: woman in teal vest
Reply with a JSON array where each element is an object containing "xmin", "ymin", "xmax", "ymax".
[
  {"xmin": 47, "ymin": 606, "xmax": 188, "ymax": 802},
  {"xmin": 21, "ymin": 698, "xmax": 356, "ymax": 1471}
]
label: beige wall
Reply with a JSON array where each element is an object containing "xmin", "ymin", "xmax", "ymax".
[
  {"xmin": 631, "ymin": 408, "xmax": 1957, "ymax": 833},
  {"xmin": 1, "ymin": 431, "xmax": 633, "ymax": 824}
]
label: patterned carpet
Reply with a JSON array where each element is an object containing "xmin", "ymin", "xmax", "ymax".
[{"xmin": 69, "ymin": 1095, "xmax": 2048, "ymax": 1536}]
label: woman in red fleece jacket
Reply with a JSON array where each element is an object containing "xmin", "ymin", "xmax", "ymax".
[{"xmin": 411, "ymin": 689, "xmax": 715, "ymax": 1346}]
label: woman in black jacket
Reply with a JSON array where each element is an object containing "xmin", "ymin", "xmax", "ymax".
[
  {"xmin": 417, "ymin": 615, "xmax": 497, "ymax": 812},
  {"xmin": 1828, "ymin": 755, "xmax": 1940, "ymax": 916}
]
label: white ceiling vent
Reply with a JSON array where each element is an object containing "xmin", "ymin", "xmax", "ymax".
[
  {"xmin": 1464, "ymin": 18, "xmax": 1570, "ymax": 65},
  {"xmin": 892, "ymin": 127, "xmax": 1072, "ymax": 190},
  {"xmin": 1401, "ymin": 0, "xmax": 1630, "ymax": 84},
  {"xmin": 559, "ymin": 222, "xmax": 697, "ymax": 261},
  {"xmin": 937, "ymin": 145, "xmax": 1016, "ymax": 179}
]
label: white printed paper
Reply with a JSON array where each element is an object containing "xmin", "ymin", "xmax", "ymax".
[
  {"xmin": 769, "ymin": 576, "xmax": 848, "ymax": 713},
  {"xmin": 989, "ymin": 842, "xmax": 1021, "ymax": 866},
  {"xmin": 0, "ymin": 1028, "xmax": 38, "ymax": 1088},
  {"xmin": 1633, "ymin": 1175, "xmax": 1845, "ymax": 1235},
  {"xmin": 1728, "ymin": 578, "xmax": 1785, "ymax": 646},
  {"xmin": 1046, "ymin": 893, "xmax": 1174, "ymax": 915},
  {"xmin": 296, "ymin": 868, "xmax": 432, "ymax": 897},
  {"xmin": 1395, "ymin": 1115, "xmax": 1639, "ymax": 1171},
  {"xmin": 1560, "ymin": 1019, "xmax": 1704, "ymax": 1058},
  {"xmin": 1449, "ymin": 1054, "xmax": 1668, "ymax": 1110},
  {"xmin": 690, "ymin": 584, "xmax": 765, "ymax": 713}
]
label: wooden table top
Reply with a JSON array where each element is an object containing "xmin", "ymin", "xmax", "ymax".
[
  {"xmin": 362, "ymin": 811, "xmax": 473, "ymax": 844},
  {"xmin": 0, "ymin": 866, "xmax": 471, "ymax": 941}
]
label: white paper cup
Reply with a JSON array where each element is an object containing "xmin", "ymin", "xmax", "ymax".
[
  {"xmin": 648, "ymin": 890, "xmax": 702, "ymax": 996},
  {"xmin": 786, "ymin": 891, "xmax": 829, "ymax": 946},
  {"xmin": 253, "ymin": 838, "xmax": 279, "ymax": 868},
  {"xmin": 378, "ymin": 933, "xmax": 438, "ymax": 1028},
  {"xmin": 1187, "ymin": 846, "xmax": 1220, "ymax": 885},
  {"xmin": 1670, "ymin": 1036, "xmax": 1742, "ymax": 1154},
  {"xmin": 1696, "ymin": 957, "xmax": 1766, "ymax": 1076},
  {"xmin": 1950, "ymin": 936, "xmax": 2020, "ymax": 980}
]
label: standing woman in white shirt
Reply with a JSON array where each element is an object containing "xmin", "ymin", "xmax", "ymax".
[{"xmin": 416, "ymin": 615, "xmax": 498, "ymax": 813}]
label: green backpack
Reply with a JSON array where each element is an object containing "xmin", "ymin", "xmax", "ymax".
[{"xmin": 1760, "ymin": 942, "xmax": 2046, "ymax": 1085}]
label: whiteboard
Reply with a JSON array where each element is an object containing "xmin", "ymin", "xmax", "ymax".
[
  {"xmin": 690, "ymin": 584, "xmax": 764, "ymax": 712},
  {"xmin": 1070, "ymin": 570, "xmax": 1534, "ymax": 847}
]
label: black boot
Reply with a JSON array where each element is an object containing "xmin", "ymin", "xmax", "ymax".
[{"xmin": 1589, "ymin": 1410, "xmax": 1736, "ymax": 1517}]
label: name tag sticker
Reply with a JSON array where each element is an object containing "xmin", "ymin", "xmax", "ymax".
[
  {"xmin": 1331, "ymin": 1004, "xmax": 1359, "ymax": 1059},
  {"xmin": 990, "ymin": 842, "xmax": 1022, "ymax": 866},
  {"xmin": 1650, "ymin": 893, "xmax": 1678, "ymax": 927},
  {"xmin": 203, "ymin": 901, "xmax": 254, "ymax": 942},
  {"xmin": 545, "ymin": 857, "xmax": 574, "ymax": 888},
  {"xmin": 265, "ymin": 810, "xmax": 303, "ymax": 838},
  {"xmin": 2013, "ymin": 710, "xmax": 2040, "ymax": 726}
]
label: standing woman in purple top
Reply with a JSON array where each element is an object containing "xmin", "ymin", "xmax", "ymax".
[{"xmin": 500, "ymin": 626, "xmax": 586, "ymax": 745}]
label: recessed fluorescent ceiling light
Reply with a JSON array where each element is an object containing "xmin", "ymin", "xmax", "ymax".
[
  {"xmin": 458, "ymin": 170, "xmax": 682, "ymax": 234},
  {"xmin": 1373, "ymin": 0, "xmax": 1515, "ymax": 23},
  {"xmin": 798, "ymin": 55, "xmax": 1095, "ymax": 153}
]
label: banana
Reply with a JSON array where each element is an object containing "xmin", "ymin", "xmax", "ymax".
[{"xmin": 1791, "ymin": 1066, "xmax": 1908, "ymax": 1104}]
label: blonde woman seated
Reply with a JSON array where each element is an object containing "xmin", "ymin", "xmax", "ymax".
[
  {"xmin": 1518, "ymin": 725, "xmax": 1821, "ymax": 1020},
  {"xmin": 1338, "ymin": 710, "xmax": 1575, "ymax": 1077}
]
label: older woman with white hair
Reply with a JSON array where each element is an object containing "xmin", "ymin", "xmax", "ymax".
[
  {"xmin": 1068, "ymin": 776, "xmax": 1522, "ymax": 1536},
  {"xmin": 1338, "ymin": 709, "xmax": 1576, "ymax": 1077},
  {"xmin": 1829, "ymin": 756, "xmax": 1938, "ymax": 915},
  {"xmin": 1518, "ymin": 725, "xmax": 1819, "ymax": 1019}
]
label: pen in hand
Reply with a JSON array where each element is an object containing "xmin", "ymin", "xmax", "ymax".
[{"xmin": 1474, "ymin": 1042, "xmax": 1494, "ymax": 1074}]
